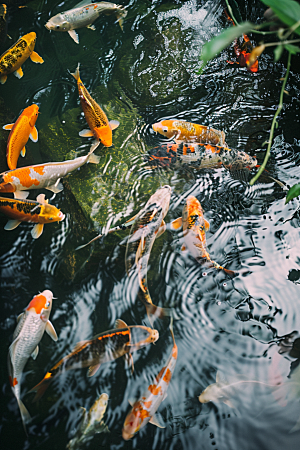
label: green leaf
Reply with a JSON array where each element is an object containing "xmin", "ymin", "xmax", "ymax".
[
  {"xmin": 285, "ymin": 183, "xmax": 300, "ymax": 203},
  {"xmin": 260, "ymin": 0, "xmax": 300, "ymax": 36},
  {"xmin": 226, "ymin": 0, "xmax": 243, "ymax": 24},
  {"xmin": 284, "ymin": 43, "xmax": 300, "ymax": 54},
  {"xmin": 274, "ymin": 44, "xmax": 284, "ymax": 61},
  {"xmin": 200, "ymin": 22, "xmax": 254, "ymax": 66}
]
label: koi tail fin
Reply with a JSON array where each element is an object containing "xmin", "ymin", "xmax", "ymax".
[
  {"xmin": 29, "ymin": 375, "xmax": 53, "ymax": 402},
  {"xmin": 17, "ymin": 397, "xmax": 31, "ymax": 435},
  {"xmin": 71, "ymin": 63, "xmax": 80, "ymax": 82}
]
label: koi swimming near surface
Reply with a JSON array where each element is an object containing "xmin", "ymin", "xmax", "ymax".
[
  {"xmin": 0, "ymin": 193, "xmax": 65, "ymax": 239},
  {"xmin": 30, "ymin": 319, "xmax": 159, "ymax": 401},
  {"xmin": 122, "ymin": 319, "xmax": 178, "ymax": 440},
  {"xmin": 145, "ymin": 142, "xmax": 257, "ymax": 171},
  {"xmin": 125, "ymin": 185, "xmax": 172, "ymax": 322},
  {"xmin": 0, "ymin": 147, "xmax": 100, "ymax": 198},
  {"xmin": 0, "ymin": 31, "xmax": 44, "ymax": 84},
  {"xmin": 171, "ymin": 196, "xmax": 236, "ymax": 277},
  {"xmin": 3, "ymin": 104, "xmax": 39, "ymax": 170},
  {"xmin": 46, "ymin": 2, "xmax": 127, "ymax": 44},
  {"xmin": 8, "ymin": 290, "xmax": 58, "ymax": 432},
  {"xmin": 152, "ymin": 120, "xmax": 227, "ymax": 146},
  {"xmin": 71, "ymin": 63, "xmax": 119, "ymax": 150},
  {"xmin": 66, "ymin": 393, "xmax": 109, "ymax": 450}
]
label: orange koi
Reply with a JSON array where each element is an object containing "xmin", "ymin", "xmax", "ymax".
[
  {"xmin": 225, "ymin": 10, "xmax": 258, "ymax": 73},
  {"xmin": 71, "ymin": 63, "xmax": 119, "ymax": 150},
  {"xmin": 171, "ymin": 196, "xmax": 236, "ymax": 277},
  {"xmin": 8, "ymin": 290, "xmax": 57, "ymax": 432},
  {"xmin": 152, "ymin": 119, "xmax": 226, "ymax": 146},
  {"xmin": 0, "ymin": 193, "xmax": 65, "ymax": 239},
  {"xmin": 3, "ymin": 104, "xmax": 39, "ymax": 170},
  {"xmin": 122, "ymin": 319, "xmax": 177, "ymax": 440},
  {"xmin": 30, "ymin": 319, "xmax": 159, "ymax": 401},
  {"xmin": 0, "ymin": 31, "xmax": 44, "ymax": 84}
]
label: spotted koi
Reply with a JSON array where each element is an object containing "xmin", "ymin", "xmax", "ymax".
[
  {"xmin": 8, "ymin": 290, "xmax": 57, "ymax": 433},
  {"xmin": 122, "ymin": 319, "xmax": 177, "ymax": 440},
  {"xmin": 0, "ymin": 193, "xmax": 65, "ymax": 239},
  {"xmin": 71, "ymin": 63, "xmax": 119, "ymax": 150},
  {"xmin": 0, "ymin": 32, "xmax": 44, "ymax": 84},
  {"xmin": 29, "ymin": 319, "xmax": 159, "ymax": 401}
]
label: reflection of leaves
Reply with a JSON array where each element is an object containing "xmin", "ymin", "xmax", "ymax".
[
  {"xmin": 285, "ymin": 183, "xmax": 300, "ymax": 203},
  {"xmin": 260, "ymin": 0, "xmax": 300, "ymax": 36},
  {"xmin": 199, "ymin": 22, "xmax": 254, "ymax": 69}
]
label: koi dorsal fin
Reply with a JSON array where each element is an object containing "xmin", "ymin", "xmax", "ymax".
[{"xmin": 115, "ymin": 319, "xmax": 128, "ymax": 329}]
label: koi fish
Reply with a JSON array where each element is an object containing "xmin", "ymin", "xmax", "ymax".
[
  {"xmin": 125, "ymin": 185, "xmax": 172, "ymax": 321},
  {"xmin": 71, "ymin": 63, "xmax": 119, "ymax": 150},
  {"xmin": 225, "ymin": 10, "xmax": 258, "ymax": 73},
  {"xmin": 3, "ymin": 104, "xmax": 39, "ymax": 170},
  {"xmin": 46, "ymin": 2, "xmax": 127, "ymax": 44},
  {"xmin": 171, "ymin": 196, "xmax": 236, "ymax": 276},
  {"xmin": 8, "ymin": 290, "xmax": 58, "ymax": 432},
  {"xmin": 0, "ymin": 147, "xmax": 100, "ymax": 198},
  {"xmin": 0, "ymin": 193, "xmax": 65, "ymax": 239},
  {"xmin": 30, "ymin": 319, "xmax": 159, "ymax": 401},
  {"xmin": 0, "ymin": 31, "xmax": 44, "ymax": 84},
  {"xmin": 122, "ymin": 319, "xmax": 177, "ymax": 440},
  {"xmin": 152, "ymin": 120, "xmax": 226, "ymax": 146},
  {"xmin": 67, "ymin": 393, "xmax": 109, "ymax": 450},
  {"xmin": 145, "ymin": 143, "xmax": 257, "ymax": 170}
]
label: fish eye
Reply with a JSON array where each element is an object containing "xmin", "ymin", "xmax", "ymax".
[
  {"xmin": 56, "ymin": 25, "xmax": 60, "ymax": 29},
  {"xmin": 49, "ymin": 217, "xmax": 53, "ymax": 220},
  {"xmin": 46, "ymin": 300, "xmax": 51, "ymax": 307},
  {"xmin": 202, "ymin": 272, "xmax": 207, "ymax": 277},
  {"xmin": 162, "ymin": 127, "xmax": 168, "ymax": 133}
]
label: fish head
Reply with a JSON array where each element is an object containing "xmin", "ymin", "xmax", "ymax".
[
  {"xmin": 26, "ymin": 289, "xmax": 53, "ymax": 322},
  {"xmin": 122, "ymin": 407, "xmax": 142, "ymax": 440},
  {"xmin": 129, "ymin": 326, "xmax": 159, "ymax": 349},
  {"xmin": 229, "ymin": 151, "xmax": 257, "ymax": 170},
  {"xmin": 183, "ymin": 196, "xmax": 204, "ymax": 226},
  {"xmin": 96, "ymin": 125, "xmax": 112, "ymax": 147},
  {"xmin": 0, "ymin": 173, "xmax": 14, "ymax": 193},
  {"xmin": 145, "ymin": 185, "xmax": 172, "ymax": 218},
  {"xmin": 89, "ymin": 393, "xmax": 109, "ymax": 423},
  {"xmin": 152, "ymin": 120, "xmax": 177, "ymax": 139},
  {"xmin": 45, "ymin": 14, "xmax": 70, "ymax": 31},
  {"xmin": 23, "ymin": 32, "xmax": 36, "ymax": 52},
  {"xmin": 40, "ymin": 202, "xmax": 65, "ymax": 224},
  {"xmin": 23, "ymin": 104, "xmax": 39, "ymax": 127}
]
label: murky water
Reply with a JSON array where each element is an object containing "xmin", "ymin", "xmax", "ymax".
[{"xmin": 1, "ymin": 1, "xmax": 300, "ymax": 449}]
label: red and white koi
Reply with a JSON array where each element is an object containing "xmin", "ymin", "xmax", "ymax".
[
  {"xmin": 122, "ymin": 320, "xmax": 178, "ymax": 440},
  {"xmin": 0, "ymin": 147, "xmax": 100, "ymax": 198},
  {"xmin": 8, "ymin": 290, "xmax": 58, "ymax": 432}
]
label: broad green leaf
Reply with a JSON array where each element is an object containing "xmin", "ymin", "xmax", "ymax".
[
  {"xmin": 274, "ymin": 44, "xmax": 284, "ymax": 61},
  {"xmin": 200, "ymin": 22, "xmax": 254, "ymax": 65},
  {"xmin": 284, "ymin": 43, "xmax": 300, "ymax": 54},
  {"xmin": 285, "ymin": 183, "xmax": 300, "ymax": 203},
  {"xmin": 260, "ymin": 0, "xmax": 300, "ymax": 36}
]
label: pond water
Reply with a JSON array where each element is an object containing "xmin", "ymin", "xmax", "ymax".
[{"xmin": 0, "ymin": 1, "xmax": 300, "ymax": 449}]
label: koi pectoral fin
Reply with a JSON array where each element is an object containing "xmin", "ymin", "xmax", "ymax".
[
  {"xmin": 30, "ymin": 51, "xmax": 44, "ymax": 64},
  {"xmin": 0, "ymin": 74, "xmax": 7, "ymax": 84},
  {"xmin": 149, "ymin": 412, "xmax": 166, "ymax": 428},
  {"xmin": 109, "ymin": 120, "xmax": 120, "ymax": 130},
  {"xmin": 46, "ymin": 320, "xmax": 58, "ymax": 341},
  {"xmin": 29, "ymin": 376, "xmax": 53, "ymax": 402},
  {"xmin": 170, "ymin": 217, "xmax": 182, "ymax": 230},
  {"xmin": 14, "ymin": 191, "xmax": 29, "ymax": 199},
  {"xmin": 29, "ymin": 126, "xmax": 38, "ymax": 142},
  {"xmin": 68, "ymin": 29, "xmax": 79, "ymax": 43},
  {"xmin": 2, "ymin": 123, "xmax": 14, "ymax": 130},
  {"xmin": 31, "ymin": 223, "xmax": 44, "ymax": 239},
  {"xmin": 21, "ymin": 146, "xmax": 26, "ymax": 157},
  {"xmin": 87, "ymin": 363, "xmax": 101, "ymax": 377},
  {"xmin": 14, "ymin": 66, "xmax": 23, "ymax": 79},
  {"xmin": 4, "ymin": 219, "xmax": 21, "ymax": 230},
  {"xmin": 31, "ymin": 345, "xmax": 39, "ymax": 360}
]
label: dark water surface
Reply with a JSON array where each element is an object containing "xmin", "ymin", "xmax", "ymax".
[{"xmin": 1, "ymin": 1, "xmax": 300, "ymax": 449}]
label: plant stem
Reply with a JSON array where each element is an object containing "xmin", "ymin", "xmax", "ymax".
[
  {"xmin": 249, "ymin": 51, "xmax": 292, "ymax": 186},
  {"xmin": 263, "ymin": 38, "xmax": 300, "ymax": 48},
  {"xmin": 225, "ymin": 0, "xmax": 239, "ymax": 25}
]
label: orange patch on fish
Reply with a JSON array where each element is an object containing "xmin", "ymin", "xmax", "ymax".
[
  {"xmin": 9, "ymin": 376, "xmax": 18, "ymax": 387},
  {"xmin": 148, "ymin": 384, "xmax": 162, "ymax": 395},
  {"xmin": 163, "ymin": 368, "xmax": 172, "ymax": 383},
  {"xmin": 27, "ymin": 294, "xmax": 47, "ymax": 314},
  {"xmin": 33, "ymin": 166, "xmax": 45, "ymax": 176},
  {"xmin": 143, "ymin": 401, "xmax": 152, "ymax": 409}
]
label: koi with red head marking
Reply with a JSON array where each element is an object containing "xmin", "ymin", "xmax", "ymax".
[
  {"xmin": 29, "ymin": 319, "xmax": 159, "ymax": 402},
  {"xmin": 125, "ymin": 185, "xmax": 172, "ymax": 322},
  {"xmin": 170, "ymin": 196, "xmax": 236, "ymax": 277},
  {"xmin": 8, "ymin": 290, "xmax": 58, "ymax": 433},
  {"xmin": 122, "ymin": 319, "xmax": 177, "ymax": 440},
  {"xmin": 145, "ymin": 143, "xmax": 257, "ymax": 171},
  {"xmin": 3, "ymin": 104, "xmax": 39, "ymax": 170}
]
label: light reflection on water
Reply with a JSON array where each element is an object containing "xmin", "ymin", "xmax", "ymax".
[{"xmin": 0, "ymin": 0, "xmax": 300, "ymax": 449}]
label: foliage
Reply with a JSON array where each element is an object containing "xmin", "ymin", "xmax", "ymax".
[{"xmin": 198, "ymin": 0, "xmax": 300, "ymax": 199}]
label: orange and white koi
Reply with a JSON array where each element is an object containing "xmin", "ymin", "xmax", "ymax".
[
  {"xmin": 0, "ymin": 193, "xmax": 65, "ymax": 239},
  {"xmin": 0, "ymin": 31, "xmax": 44, "ymax": 84},
  {"xmin": 122, "ymin": 320, "xmax": 177, "ymax": 440},
  {"xmin": 152, "ymin": 120, "xmax": 226, "ymax": 146},
  {"xmin": 145, "ymin": 142, "xmax": 257, "ymax": 170},
  {"xmin": 46, "ymin": 2, "xmax": 127, "ymax": 44},
  {"xmin": 30, "ymin": 319, "xmax": 159, "ymax": 401},
  {"xmin": 125, "ymin": 185, "xmax": 172, "ymax": 321},
  {"xmin": 71, "ymin": 63, "xmax": 119, "ymax": 150},
  {"xmin": 0, "ymin": 147, "xmax": 100, "ymax": 198},
  {"xmin": 3, "ymin": 104, "xmax": 39, "ymax": 170},
  {"xmin": 8, "ymin": 290, "xmax": 58, "ymax": 432},
  {"xmin": 171, "ymin": 196, "xmax": 236, "ymax": 276}
]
